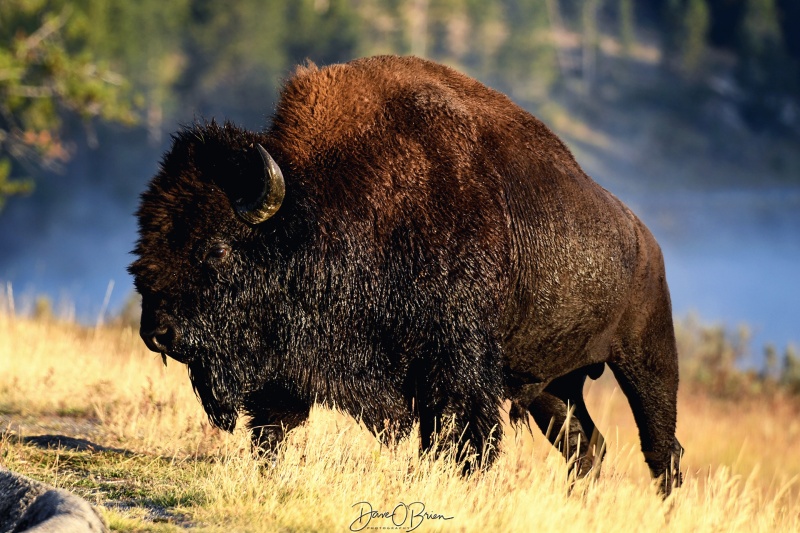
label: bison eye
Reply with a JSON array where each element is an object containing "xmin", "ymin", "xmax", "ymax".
[{"xmin": 206, "ymin": 244, "xmax": 231, "ymax": 262}]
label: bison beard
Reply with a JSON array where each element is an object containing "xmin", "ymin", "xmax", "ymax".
[
  {"xmin": 188, "ymin": 358, "xmax": 240, "ymax": 433},
  {"xmin": 131, "ymin": 55, "xmax": 684, "ymax": 495}
]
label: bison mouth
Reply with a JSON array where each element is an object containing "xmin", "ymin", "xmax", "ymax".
[{"xmin": 163, "ymin": 350, "xmax": 194, "ymax": 365}]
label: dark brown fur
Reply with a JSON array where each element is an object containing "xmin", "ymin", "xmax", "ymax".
[{"xmin": 130, "ymin": 56, "xmax": 683, "ymax": 493}]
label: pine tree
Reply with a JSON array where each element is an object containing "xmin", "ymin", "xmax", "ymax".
[
  {"xmin": 661, "ymin": 0, "xmax": 710, "ymax": 75},
  {"xmin": 0, "ymin": 1, "xmax": 137, "ymax": 211},
  {"xmin": 682, "ymin": 0, "xmax": 710, "ymax": 74},
  {"xmin": 180, "ymin": 0, "xmax": 288, "ymax": 125},
  {"xmin": 619, "ymin": 0, "xmax": 635, "ymax": 57},
  {"xmin": 284, "ymin": 0, "xmax": 362, "ymax": 66},
  {"xmin": 68, "ymin": 0, "xmax": 190, "ymax": 142},
  {"xmin": 495, "ymin": 0, "xmax": 559, "ymax": 102},
  {"xmin": 736, "ymin": 0, "xmax": 796, "ymax": 130},
  {"xmin": 580, "ymin": 0, "xmax": 601, "ymax": 93}
]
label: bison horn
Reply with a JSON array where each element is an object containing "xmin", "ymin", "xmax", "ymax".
[{"xmin": 235, "ymin": 144, "xmax": 285, "ymax": 224}]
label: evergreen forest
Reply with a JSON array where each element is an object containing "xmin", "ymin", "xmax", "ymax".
[{"xmin": 1, "ymin": 0, "xmax": 799, "ymax": 206}]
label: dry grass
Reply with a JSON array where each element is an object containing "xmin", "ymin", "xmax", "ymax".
[{"xmin": 1, "ymin": 312, "xmax": 799, "ymax": 532}]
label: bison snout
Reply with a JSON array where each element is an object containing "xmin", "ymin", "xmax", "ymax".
[{"xmin": 140, "ymin": 320, "xmax": 184, "ymax": 360}]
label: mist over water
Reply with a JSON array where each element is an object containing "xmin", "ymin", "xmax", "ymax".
[
  {"xmin": 625, "ymin": 187, "xmax": 800, "ymax": 362},
  {"xmin": 0, "ymin": 138, "xmax": 157, "ymax": 322}
]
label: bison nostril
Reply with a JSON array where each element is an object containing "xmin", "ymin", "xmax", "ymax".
[
  {"xmin": 141, "ymin": 326, "xmax": 173, "ymax": 353},
  {"xmin": 154, "ymin": 329, "xmax": 172, "ymax": 349}
]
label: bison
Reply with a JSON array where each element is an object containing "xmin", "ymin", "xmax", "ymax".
[{"xmin": 130, "ymin": 55, "xmax": 683, "ymax": 493}]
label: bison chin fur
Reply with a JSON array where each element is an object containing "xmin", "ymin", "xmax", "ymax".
[{"xmin": 188, "ymin": 359, "xmax": 243, "ymax": 433}]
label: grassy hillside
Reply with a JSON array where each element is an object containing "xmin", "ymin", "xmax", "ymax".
[{"xmin": 1, "ymin": 312, "xmax": 799, "ymax": 532}]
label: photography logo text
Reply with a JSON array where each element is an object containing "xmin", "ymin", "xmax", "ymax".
[{"xmin": 349, "ymin": 500, "xmax": 454, "ymax": 532}]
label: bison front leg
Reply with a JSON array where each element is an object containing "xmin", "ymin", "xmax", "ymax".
[
  {"xmin": 242, "ymin": 383, "xmax": 310, "ymax": 461},
  {"xmin": 413, "ymin": 337, "xmax": 504, "ymax": 473}
]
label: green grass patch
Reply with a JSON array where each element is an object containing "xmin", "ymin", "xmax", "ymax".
[{"xmin": 1, "ymin": 440, "xmax": 207, "ymax": 527}]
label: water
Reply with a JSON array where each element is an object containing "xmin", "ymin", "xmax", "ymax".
[
  {"xmin": 1, "ymin": 179, "xmax": 798, "ymax": 365},
  {"xmin": 626, "ymin": 187, "xmax": 800, "ymax": 362}
]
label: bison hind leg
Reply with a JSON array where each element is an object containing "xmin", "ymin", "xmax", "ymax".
[
  {"xmin": 609, "ymin": 295, "xmax": 683, "ymax": 496},
  {"xmin": 518, "ymin": 368, "xmax": 607, "ymax": 482},
  {"xmin": 509, "ymin": 400, "xmax": 532, "ymax": 430}
]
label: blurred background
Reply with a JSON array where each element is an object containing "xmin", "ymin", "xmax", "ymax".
[{"xmin": 0, "ymin": 0, "xmax": 798, "ymax": 372}]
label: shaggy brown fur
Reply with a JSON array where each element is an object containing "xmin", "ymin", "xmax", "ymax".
[{"xmin": 130, "ymin": 56, "xmax": 683, "ymax": 494}]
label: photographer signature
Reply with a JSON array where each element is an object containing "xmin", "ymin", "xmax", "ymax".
[{"xmin": 349, "ymin": 501, "xmax": 454, "ymax": 532}]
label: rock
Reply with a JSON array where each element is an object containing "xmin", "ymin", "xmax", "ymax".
[{"xmin": 0, "ymin": 468, "xmax": 107, "ymax": 533}]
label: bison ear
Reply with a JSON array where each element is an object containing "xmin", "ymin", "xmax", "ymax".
[{"xmin": 234, "ymin": 144, "xmax": 285, "ymax": 224}]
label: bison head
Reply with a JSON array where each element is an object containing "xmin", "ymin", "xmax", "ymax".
[{"xmin": 129, "ymin": 121, "xmax": 286, "ymax": 432}]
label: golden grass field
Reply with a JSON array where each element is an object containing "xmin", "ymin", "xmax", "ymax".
[{"xmin": 1, "ymin": 311, "xmax": 799, "ymax": 532}]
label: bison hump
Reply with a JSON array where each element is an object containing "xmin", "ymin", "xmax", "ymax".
[{"xmin": 270, "ymin": 56, "xmax": 506, "ymax": 163}]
